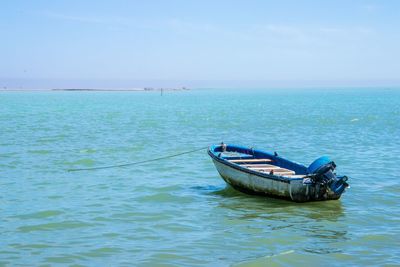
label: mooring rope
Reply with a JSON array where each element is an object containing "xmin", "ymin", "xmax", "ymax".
[{"xmin": 67, "ymin": 146, "xmax": 209, "ymax": 172}]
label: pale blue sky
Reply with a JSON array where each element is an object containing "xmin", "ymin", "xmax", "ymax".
[{"xmin": 1, "ymin": 0, "xmax": 399, "ymax": 88}]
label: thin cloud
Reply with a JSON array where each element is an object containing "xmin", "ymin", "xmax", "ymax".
[
  {"xmin": 41, "ymin": 11, "xmax": 147, "ymax": 32},
  {"xmin": 256, "ymin": 24, "xmax": 308, "ymax": 42},
  {"xmin": 44, "ymin": 12, "xmax": 116, "ymax": 24},
  {"xmin": 41, "ymin": 11, "xmax": 375, "ymax": 45},
  {"xmin": 318, "ymin": 26, "xmax": 374, "ymax": 37},
  {"xmin": 362, "ymin": 4, "xmax": 379, "ymax": 12}
]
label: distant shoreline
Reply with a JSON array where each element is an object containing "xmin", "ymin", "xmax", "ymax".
[{"xmin": 0, "ymin": 87, "xmax": 190, "ymax": 92}]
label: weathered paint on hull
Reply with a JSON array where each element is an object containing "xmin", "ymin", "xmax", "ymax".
[{"xmin": 212, "ymin": 158, "xmax": 341, "ymax": 202}]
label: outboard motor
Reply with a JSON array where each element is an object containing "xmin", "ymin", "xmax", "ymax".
[{"xmin": 307, "ymin": 156, "xmax": 349, "ymax": 196}]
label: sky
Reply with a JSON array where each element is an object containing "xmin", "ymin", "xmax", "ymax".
[{"xmin": 1, "ymin": 0, "xmax": 400, "ymax": 88}]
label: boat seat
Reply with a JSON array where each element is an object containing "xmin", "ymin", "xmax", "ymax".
[
  {"xmin": 249, "ymin": 166, "xmax": 296, "ymax": 176},
  {"xmin": 230, "ymin": 158, "xmax": 296, "ymax": 175},
  {"xmin": 229, "ymin": 158, "xmax": 272, "ymax": 163},
  {"xmin": 241, "ymin": 164, "xmax": 277, "ymax": 168},
  {"xmin": 247, "ymin": 166, "xmax": 281, "ymax": 170}
]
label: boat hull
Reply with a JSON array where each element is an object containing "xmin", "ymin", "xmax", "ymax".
[{"xmin": 210, "ymin": 152, "xmax": 342, "ymax": 202}]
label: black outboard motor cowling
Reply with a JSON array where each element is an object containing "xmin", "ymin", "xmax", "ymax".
[{"xmin": 308, "ymin": 156, "xmax": 349, "ymax": 196}]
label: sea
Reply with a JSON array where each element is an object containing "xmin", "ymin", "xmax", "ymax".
[{"xmin": 1, "ymin": 88, "xmax": 399, "ymax": 266}]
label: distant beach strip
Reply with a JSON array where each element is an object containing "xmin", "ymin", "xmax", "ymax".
[
  {"xmin": 0, "ymin": 87, "xmax": 190, "ymax": 92},
  {"xmin": 52, "ymin": 87, "xmax": 189, "ymax": 92}
]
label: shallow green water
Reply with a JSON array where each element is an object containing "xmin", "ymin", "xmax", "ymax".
[{"xmin": 1, "ymin": 89, "xmax": 399, "ymax": 266}]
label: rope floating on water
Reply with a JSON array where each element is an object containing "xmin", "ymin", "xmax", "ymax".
[{"xmin": 67, "ymin": 146, "xmax": 209, "ymax": 172}]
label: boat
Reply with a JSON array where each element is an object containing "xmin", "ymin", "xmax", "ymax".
[{"xmin": 208, "ymin": 143, "xmax": 349, "ymax": 202}]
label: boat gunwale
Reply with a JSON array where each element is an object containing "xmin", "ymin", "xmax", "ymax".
[{"xmin": 208, "ymin": 147, "xmax": 304, "ymax": 184}]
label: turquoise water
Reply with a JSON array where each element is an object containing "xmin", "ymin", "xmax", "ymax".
[{"xmin": 1, "ymin": 89, "xmax": 399, "ymax": 266}]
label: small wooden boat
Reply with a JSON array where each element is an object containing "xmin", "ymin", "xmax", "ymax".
[{"xmin": 208, "ymin": 143, "xmax": 349, "ymax": 202}]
